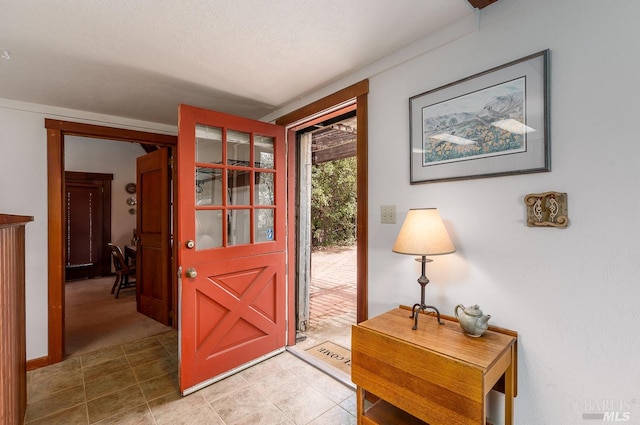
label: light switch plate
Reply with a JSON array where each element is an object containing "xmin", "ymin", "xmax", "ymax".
[{"xmin": 381, "ymin": 205, "xmax": 396, "ymax": 224}]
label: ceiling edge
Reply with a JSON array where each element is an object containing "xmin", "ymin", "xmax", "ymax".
[{"xmin": 467, "ymin": 0, "xmax": 498, "ymax": 9}]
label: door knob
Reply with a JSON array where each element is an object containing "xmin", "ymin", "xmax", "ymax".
[
  {"xmin": 185, "ymin": 240, "xmax": 195, "ymax": 249},
  {"xmin": 185, "ymin": 268, "xmax": 197, "ymax": 279}
]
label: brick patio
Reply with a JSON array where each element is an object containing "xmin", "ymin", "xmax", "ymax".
[{"xmin": 298, "ymin": 246, "xmax": 357, "ymax": 350}]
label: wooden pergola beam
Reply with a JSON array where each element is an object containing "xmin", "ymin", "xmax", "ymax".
[{"xmin": 313, "ymin": 140, "xmax": 356, "ymax": 164}]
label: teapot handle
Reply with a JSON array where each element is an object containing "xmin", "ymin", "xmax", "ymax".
[{"xmin": 454, "ymin": 304, "xmax": 464, "ymax": 320}]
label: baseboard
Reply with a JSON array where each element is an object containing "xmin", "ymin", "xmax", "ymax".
[{"xmin": 26, "ymin": 356, "xmax": 50, "ymax": 371}]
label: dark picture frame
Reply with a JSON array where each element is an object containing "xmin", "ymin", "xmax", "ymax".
[{"xmin": 409, "ymin": 50, "xmax": 550, "ymax": 184}]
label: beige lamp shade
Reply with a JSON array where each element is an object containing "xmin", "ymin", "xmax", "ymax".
[{"xmin": 392, "ymin": 208, "xmax": 455, "ymax": 256}]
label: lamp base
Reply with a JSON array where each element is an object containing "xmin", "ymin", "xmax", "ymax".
[
  {"xmin": 410, "ymin": 303, "xmax": 444, "ymax": 330},
  {"xmin": 409, "ymin": 256, "xmax": 444, "ymax": 330}
]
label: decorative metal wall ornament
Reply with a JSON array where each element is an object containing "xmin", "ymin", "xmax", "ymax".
[{"xmin": 524, "ymin": 192, "xmax": 568, "ymax": 227}]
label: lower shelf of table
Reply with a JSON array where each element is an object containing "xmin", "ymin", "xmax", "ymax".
[
  {"xmin": 361, "ymin": 398, "xmax": 494, "ymax": 425},
  {"xmin": 361, "ymin": 399, "xmax": 428, "ymax": 425}
]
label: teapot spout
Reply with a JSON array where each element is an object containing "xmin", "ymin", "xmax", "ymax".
[{"xmin": 478, "ymin": 314, "xmax": 491, "ymax": 328}]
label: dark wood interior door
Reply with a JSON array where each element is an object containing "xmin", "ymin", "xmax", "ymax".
[
  {"xmin": 64, "ymin": 172, "xmax": 112, "ymax": 281},
  {"xmin": 136, "ymin": 148, "xmax": 172, "ymax": 325}
]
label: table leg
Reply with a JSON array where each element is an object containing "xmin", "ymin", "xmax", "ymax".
[
  {"xmin": 356, "ymin": 386, "xmax": 364, "ymax": 425},
  {"xmin": 504, "ymin": 347, "xmax": 515, "ymax": 425}
]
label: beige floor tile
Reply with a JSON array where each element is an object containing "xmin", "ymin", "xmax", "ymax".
[
  {"xmin": 304, "ymin": 369, "xmax": 354, "ymax": 403},
  {"xmin": 238, "ymin": 354, "xmax": 286, "ymax": 382},
  {"xmin": 252, "ymin": 368, "xmax": 310, "ymax": 404},
  {"xmin": 199, "ymin": 373, "xmax": 251, "ymax": 402},
  {"xmin": 288, "ymin": 358, "xmax": 328, "ymax": 383},
  {"xmin": 24, "ymin": 384, "xmax": 86, "ymax": 423},
  {"xmin": 139, "ymin": 371, "xmax": 179, "ymax": 401},
  {"xmin": 24, "ymin": 404, "xmax": 88, "ymax": 425},
  {"xmin": 93, "ymin": 404, "xmax": 156, "ymax": 425},
  {"xmin": 132, "ymin": 355, "xmax": 177, "ymax": 382},
  {"xmin": 121, "ymin": 335, "xmax": 163, "ymax": 355},
  {"xmin": 211, "ymin": 386, "xmax": 276, "ymax": 424},
  {"xmin": 30, "ymin": 356, "xmax": 82, "ymax": 378},
  {"xmin": 83, "ymin": 357, "xmax": 130, "ymax": 382},
  {"xmin": 27, "ymin": 368, "xmax": 84, "ymax": 402},
  {"xmin": 80, "ymin": 346, "xmax": 125, "ymax": 369},
  {"xmin": 148, "ymin": 392, "xmax": 223, "ymax": 425},
  {"xmin": 307, "ymin": 405, "xmax": 356, "ymax": 425},
  {"xmin": 340, "ymin": 393, "xmax": 357, "ymax": 416},
  {"xmin": 272, "ymin": 351, "xmax": 308, "ymax": 369},
  {"xmin": 225, "ymin": 403, "xmax": 294, "ymax": 425},
  {"xmin": 86, "ymin": 384, "xmax": 146, "ymax": 423},
  {"xmin": 126, "ymin": 344, "xmax": 172, "ymax": 367},
  {"xmin": 288, "ymin": 358, "xmax": 354, "ymax": 403},
  {"xmin": 156, "ymin": 331, "xmax": 177, "ymax": 345},
  {"xmin": 162, "ymin": 341, "xmax": 179, "ymax": 359},
  {"xmin": 84, "ymin": 368, "xmax": 138, "ymax": 401},
  {"xmin": 274, "ymin": 385, "xmax": 336, "ymax": 425},
  {"xmin": 158, "ymin": 409, "xmax": 224, "ymax": 425}
]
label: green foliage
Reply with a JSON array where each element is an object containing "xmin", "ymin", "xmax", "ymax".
[{"xmin": 311, "ymin": 157, "xmax": 357, "ymax": 248}]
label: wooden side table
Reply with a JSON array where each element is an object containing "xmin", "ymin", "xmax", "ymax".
[{"xmin": 352, "ymin": 308, "xmax": 517, "ymax": 425}]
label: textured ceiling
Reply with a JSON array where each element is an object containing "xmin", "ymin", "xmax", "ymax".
[{"xmin": 0, "ymin": 1, "xmax": 476, "ymax": 125}]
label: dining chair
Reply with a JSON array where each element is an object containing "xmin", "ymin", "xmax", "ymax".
[{"xmin": 107, "ymin": 243, "xmax": 136, "ymax": 298}]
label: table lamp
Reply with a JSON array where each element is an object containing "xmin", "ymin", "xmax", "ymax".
[{"xmin": 392, "ymin": 208, "xmax": 455, "ymax": 330}]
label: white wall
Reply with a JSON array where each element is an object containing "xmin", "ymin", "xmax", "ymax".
[
  {"xmin": 0, "ymin": 105, "xmax": 50, "ymax": 359},
  {"xmin": 365, "ymin": 0, "xmax": 640, "ymax": 424},
  {"xmin": 0, "ymin": 99, "xmax": 175, "ymax": 360},
  {"xmin": 267, "ymin": 0, "xmax": 640, "ymax": 423},
  {"xmin": 65, "ymin": 137, "xmax": 145, "ymax": 251}
]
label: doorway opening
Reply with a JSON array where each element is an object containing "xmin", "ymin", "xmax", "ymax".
[
  {"xmin": 63, "ymin": 136, "xmax": 172, "ymax": 357},
  {"xmin": 277, "ymin": 80, "xmax": 369, "ymax": 385},
  {"xmin": 295, "ymin": 109, "xmax": 357, "ymax": 356},
  {"xmin": 44, "ymin": 119, "xmax": 177, "ymax": 366}
]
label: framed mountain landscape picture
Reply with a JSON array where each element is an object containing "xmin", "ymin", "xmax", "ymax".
[{"xmin": 409, "ymin": 50, "xmax": 550, "ymax": 184}]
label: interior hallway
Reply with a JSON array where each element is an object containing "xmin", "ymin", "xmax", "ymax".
[{"xmin": 65, "ymin": 276, "xmax": 172, "ymax": 356}]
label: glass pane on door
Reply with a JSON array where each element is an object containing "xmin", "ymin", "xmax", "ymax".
[
  {"xmin": 228, "ymin": 170, "xmax": 251, "ymax": 206},
  {"xmin": 254, "ymin": 135, "xmax": 274, "ymax": 169},
  {"xmin": 227, "ymin": 130, "xmax": 251, "ymax": 167},
  {"xmin": 196, "ymin": 210, "xmax": 223, "ymax": 250},
  {"xmin": 196, "ymin": 167, "xmax": 222, "ymax": 206},
  {"xmin": 228, "ymin": 209, "xmax": 250, "ymax": 246},
  {"xmin": 255, "ymin": 172, "xmax": 274, "ymax": 205},
  {"xmin": 255, "ymin": 209, "xmax": 274, "ymax": 243},
  {"xmin": 196, "ymin": 125, "xmax": 222, "ymax": 164},
  {"xmin": 192, "ymin": 121, "xmax": 279, "ymax": 250}
]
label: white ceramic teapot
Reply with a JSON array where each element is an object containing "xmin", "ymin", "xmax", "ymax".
[{"xmin": 454, "ymin": 304, "xmax": 491, "ymax": 337}]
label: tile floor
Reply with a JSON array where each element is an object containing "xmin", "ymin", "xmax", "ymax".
[{"xmin": 25, "ymin": 331, "xmax": 356, "ymax": 425}]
